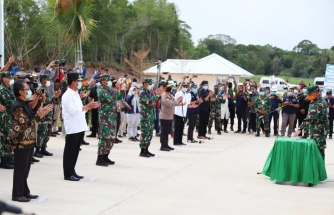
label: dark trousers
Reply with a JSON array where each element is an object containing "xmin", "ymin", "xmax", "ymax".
[
  {"xmin": 12, "ymin": 148, "xmax": 34, "ymax": 197},
  {"xmin": 91, "ymin": 109, "xmax": 98, "ymax": 135},
  {"xmin": 187, "ymin": 114, "xmax": 197, "ymax": 141},
  {"xmin": 223, "ymin": 119, "xmax": 228, "ymax": 131},
  {"xmin": 154, "ymin": 108, "xmax": 160, "ymax": 134},
  {"xmin": 298, "ymin": 113, "xmax": 307, "ymax": 136},
  {"xmin": 329, "ymin": 116, "xmax": 334, "ymax": 137},
  {"xmin": 269, "ymin": 111, "xmax": 279, "ymax": 134},
  {"xmin": 160, "ymin": 119, "xmax": 172, "ymax": 147},
  {"xmin": 63, "ymin": 132, "xmax": 84, "ymax": 177},
  {"xmin": 228, "ymin": 102, "xmax": 236, "ymax": 126},
  {"xmin": 236, "ymin": 108, "xmax": 247, "ymax": 132},
  {"xmin": 174, "ymin": 115, "xmax": 185, "ymax": 144},
  {"xmin": 116, "ymin": 112, "xmax": 121, "ymax": 135},
  {"xmin": 198, "ymin": 110, "xmax": 209, "ymax": 136},
  {"xmin": 248, "ymin": 112, "xmax": 257, "ymax": 132}
]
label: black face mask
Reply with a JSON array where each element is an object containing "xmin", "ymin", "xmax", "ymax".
[
  {"xmin": 166, "ymin": 87, "xmax": 172, "ymax": 92},
  {"xmin": 214, "ymin": 89, "xmax": 219, "ymax": 93},
  {"xmin": 228, "ymin": 84, "xmax": 232, "ymax": 88},
  {"xmin": 112, "ymin": 83, "xmax": 116, "ymax": 87}
]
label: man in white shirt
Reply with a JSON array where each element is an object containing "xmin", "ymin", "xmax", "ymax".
[
  {"xmin": 62, "ymin": 73, "xmax": 100, "ymax": 181},
  {"xmin": 174, "ymin": 82, "xmax": 191, "ymax": 146}
]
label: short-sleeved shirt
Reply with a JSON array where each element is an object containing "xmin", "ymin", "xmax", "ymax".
[{"xmin": 236, "ymin": 93, "xmax": 248, "ymax": 110}]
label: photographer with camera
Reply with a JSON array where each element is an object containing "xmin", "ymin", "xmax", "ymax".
[
  {"xmin": 0, "ymin": 56, "xmax": 21, "ymax": 74},
  {"xmin": 280, "ymin": 87, "xmax": 300, "ymax": 137},
  {"xmin": 268, "ymin": 86, "xmax": 281, "ymax": 136}
]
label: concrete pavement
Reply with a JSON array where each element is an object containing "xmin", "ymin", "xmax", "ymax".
[{"xmin": 0, "ymin": 130, "xmax": 334, "ymax": 215}]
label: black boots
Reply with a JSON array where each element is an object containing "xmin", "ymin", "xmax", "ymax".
[
  {"xmin": 96, "ymin": 155, "xmax": 109, "ymax": 166},
  {"xmin": 7, "ymin": 154, "xmax": 14, "ymax": 165},
  {"xmin": 34, "ymin": 148, "xmax": 43, "ymax": 158},
  {"xmin": 104, "ymin": 154, "xmax": 115, "ymax": 165},
  {"xmin": 230, "ymin": 125, "xmax": 234, "ymax": 131},
  {"xmin": 146, "ymin": 147, "xmax": 155, "ymax": 157},
  {"xmin": 41, "ymin": 147, "xmax": 53, "ymax": 156},
  {"xmin": 139, "ymin": 148, "xmax": 150, "ymax": 158},
  {"xmin": 255, "ymin": 130, "xmax": 260, "ymax": 137},
  {"xmin": 0, "ymin": 157, "xmax": 14, "ymax": 169},
  {"xmin": 208, "ymin": 128, "xmax": 212, "ymax": 135},
  {"xmin": 160, "ymin": 143, "xmax": 171, "ymax": 151}
]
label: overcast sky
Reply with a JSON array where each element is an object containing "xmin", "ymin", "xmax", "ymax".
[{"xmin": 174, "ymin": 0, "xmax": 333, "ymax": 50}]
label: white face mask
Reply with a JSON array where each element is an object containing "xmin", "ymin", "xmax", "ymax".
[
  {"xmin": 46, "ymin": 81, "xmax": 51, "ymax": 87},
  {"xmin": 9, "ymin": 79, "xmax": 14, "ymax": 85}
]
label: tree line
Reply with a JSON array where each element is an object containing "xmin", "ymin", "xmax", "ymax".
[{"xmin": 3, "ymin": 0, "xmax": 334, "ymax": 78}]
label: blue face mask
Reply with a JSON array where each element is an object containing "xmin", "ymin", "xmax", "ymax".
[
  {"xmin": 148, "ymin": 84, "xmax": 153, "ymax": 90},
  {"xmin": 283, "ymin": 90, "xmax": 287, "ymax": 93},
  {"xmin": 220, "ymin": 87, "xmax": 223, "ymax": 91},
  {"xmin": 107, "ymin": 81, "xmax": 112, "ymax": 87},
  {"xmin": 259, "ymin": 92, "xmax": 265, "ymax": 96},
  {"xmin": 203, "ymin": 86, "xmax": 208, "ymax": 90},
  {"xmin": 78, "ymin": 82, "xmax": 82, "ymax": 89},
  {"xmin": 192, "ymin": 89, "xmax": 198, "ymax": 94},
  {"xmin": 302, "ymin": 89, "xmax": 307, "ymax": 93},
  {"xmin": 161, "ymin": 80, "xmax": 166, "ymax": 83},
  {"xmin": 182, "ymin": 88, "xmax": 188, "ymax": 93},
  {"xmin": 76, "ymin": 69, "xmax": 80, "ymax": 73},
  {"xmin": 132, "ymin": 82, "xmax": 137, "ymax": 86},
  {"xmin": 96, "ymin": 82, "xmax": 101, "ymax": 87},
  {"xmin": 271, "ymin": 92, "xmax": 276, "ymax": 95},
  {"xmin": 294, "ymin": 90, "xmax": 298, "ymax": 94}
]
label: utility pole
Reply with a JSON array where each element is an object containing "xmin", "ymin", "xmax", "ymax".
[{"xmin": 0, "ymin": 0, "xmax": 4, "ymax": 68}]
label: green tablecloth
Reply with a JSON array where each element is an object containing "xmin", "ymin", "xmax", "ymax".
[{"xmin": 262, "ymin": 137, "xmax": 327, "ymax": 185}]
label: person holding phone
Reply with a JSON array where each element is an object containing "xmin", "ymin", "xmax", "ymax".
[{"xmin": 225, "ymin": 76, "xmax": 237, "ymax": 131}]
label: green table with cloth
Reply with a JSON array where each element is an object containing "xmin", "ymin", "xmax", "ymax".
[{"xmin": 262, "ymin": 137, "xmax": 327, "ymax": 186}]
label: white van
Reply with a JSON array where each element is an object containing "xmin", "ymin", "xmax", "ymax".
[
  {"xmin": 314, "ymin": 77, "xmax": 324, "ymax": 89},
  {"xmin": 259, "ymin": 77, "xmax": 298, "ymax": 92}
]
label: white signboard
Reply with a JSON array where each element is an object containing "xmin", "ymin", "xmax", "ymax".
[{"xmin": 323, "ymin": 64, "xmax": 334, "ymax": 95}]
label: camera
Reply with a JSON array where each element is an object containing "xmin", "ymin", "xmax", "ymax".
[
  {"xmin": 163, "ymin": 72, "xmax": 168, "ymax": 75},
  {"xmin": 54, "ymin": 59, "xmax": 67, "ymax": 66}
]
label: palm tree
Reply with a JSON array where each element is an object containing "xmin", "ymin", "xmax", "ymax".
[{"xmin": 46, "ymin": 0, "xmax": 97, "ymax": 71}]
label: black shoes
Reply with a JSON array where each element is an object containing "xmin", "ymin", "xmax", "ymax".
[
  {"xmin": 104, "ymin": 154, "xmax": 115, "ymax": 165},
  {"xmin": 0, "ymin": 157, "xmax": 14, "ymax": 169},
  {"xmin": 115, "ymin": 139, "xmax": 122, "ymax": 144},
  {"xmin": 50, "ymin": 133, "xmax": 56, "ymax": 137},
  {"xmin": 74, "ymin": 173, "xmax": 84, "ymax": 179},
  {"xmin": 129, "ymin": 137, "xmax": 135, "ymax": 141},
  {"xmin": 266, "ymin": 132, "xmax": 270, "ymax": 137},
  {"xmin": 139, "ymin": 148, "xmax": 150, "ymax": 158},
  {"xmin": 166, "ymin": 145, "xmax": 174, "ymax": 150},
  {"xmin": 155, "ymin": 133, "xmax": 160, "ymax": 137},
  {"xmin": 174, "ymin": 143, "xmax": 186, "ymax": 146},
  {"xmin": 187, "ymin": 140, "xmax": 198, "ymax": 143},
  {"xmin": 25, "ymin": 194, "xmax": 39, "ymax": 199},
  {"xmin": 12, "ymin": 197, "xmax": 31, "ymax": 202},
  {"xmin": 217, "ymin": 131, "xmax": 222, "ymax": 135},
  {"xmin": 34, "ymin": 148, "xmax": 44, "ymax": 158},
  {"xmin": 64, "ymin": 176, "xmax": 80, "ymax": 181},
  {"xmin": 41, "ymin": 147, "xmax": 53, "ymax": 156},
  {"xmin": 160, "ymin": 146, "xmax": 170, "ymax": 151},
  {"xmin": 32, "ymin": 157, "xmax": 39, "ymax": 162},
  {"xmin": 255, "ymin": 131, "xmax": 260, "ymax": 137},
  {"xmin": 96, "ymin": 155, "xmax": 109, "ymax": 167},
  {"xmin": 146, "ymin": 148, "xmax": 155, "ymax": 157},
  {"xmin": 81, "ymin": 140, "xmax": 89, "ymax": 145},
  {"xmin": 86, "ymin": 134, "xmax": 96, "ymax": 138},
  {"xmin": 230, "ymin": 126, "xmax": 234, "ymax": 131},
  {"xmin": 234, "ymin": 130, "xmax": 241, "ymax": 133}
]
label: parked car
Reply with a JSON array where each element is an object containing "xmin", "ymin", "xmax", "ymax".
[
  {"xmin": 259, "ymin": 77, "xmax": 298, "ymax": 92},
  {"xmin": 314, "ymin": 77, "xmax": 324, "ymax": 89}
]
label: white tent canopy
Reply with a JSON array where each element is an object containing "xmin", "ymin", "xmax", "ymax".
[{"xmin": 144, "ymin": 53, "xmax": 254, "ymax": 77}]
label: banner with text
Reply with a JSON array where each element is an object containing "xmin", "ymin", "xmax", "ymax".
[{"xmin": 323, "ymin": 64, "xmax": 334, "ymax": 95}]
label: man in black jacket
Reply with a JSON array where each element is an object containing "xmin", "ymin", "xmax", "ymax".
[{"xmin": 197, "ymin": 81, "xmax": 213, "ymax": 139}]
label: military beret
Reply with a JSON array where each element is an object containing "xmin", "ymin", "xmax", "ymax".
[
  {"xmin": 40, "ymin": 74, "xmax": 50, "ymax": 80},
  {"xmin": 100, "ymin": 75, "xmax": 110, "ymax": 81},
  {"xmin": 143, "ymin": 78, "xmax": 152, "ymax": 84},
  {"xmin": 306, "ymin": 84, "xmax": 320, "ymax": 94},
  {"xmin": 0, "ymin": 71, "xmax": 13, "ymax": 79}
]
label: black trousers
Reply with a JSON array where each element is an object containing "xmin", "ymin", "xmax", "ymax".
[
  {"xmin": 91, "ymin": 108, "xmax": 99, "ymax": 135},
  {"xmin": 63, "ymin": 132, "xmax": 84, "ymax": 177},
  {"xmin": 329, "ymin": 116, "xmax": 334, "ymax": 137},
  {"xmin": 160, "ymin": 119, "xmax": 172, "ymax": 147},
  {"xmin": 248, "ymin": 112, "xmax": 257, "ymax": 132},
  {"xmin": 174, "ymin": 115, "xmax": 185, "ymax": 144},
  {"xmin": 12, "ymin": 148, "xmax": 34, "ymax": 197},
  {"xmin": 269, "ymin": 111, "xmax": 279, "ymax": 134},
  {"xmin": 198, "ymin": 110, "xmax": 209, "ymax": 137},
  {"xmin": 116, "ymin": 112, "xmax": 121, "ymax": 135},
  {"xmin": 187, "ymin": 114, "xmax": 197, "ymax": 141},
  {"xmin": 236, "ymin": 108, "xmax": 247, "ymax": 132},
  {"xmin": 228, "ymin": 102, "xmax": 236, "ymax": 125}
]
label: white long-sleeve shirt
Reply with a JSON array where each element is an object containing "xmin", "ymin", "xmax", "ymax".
[
  {"xmin": 174, "ymin": 91, "xmax": 191, "ymax": 117},
  {"xmin": 62, "ymin": 88, "xmax": 87, "ymax": 134}
]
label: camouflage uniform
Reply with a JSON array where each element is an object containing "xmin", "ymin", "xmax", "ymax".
[
  {"xmin": 139, "ymin": 83, "xmax": 159, "ymax": 149},
  {"xmin": 0, "ymin": 72, "xmax": 15, "ymax": 158},
  {"xmin": 254, "ymin": 91, "xmax": 271, "ymax": 134},
  {"xmin": 299, "ymin": 85, "xmax": 329, "ymax": 160},
  {"xmin": 80, "ymin": 77, "xmax": 91, "ymax": 124},
  {"xmin": 97, "ymin": 76, "xmax": 121, "ymax": 155},
  {"xmin": 36, "ymin": 75, "xmax": 54, "ymax": 149},
  {"xmin": 208, "ymin": 90, "xmax": 223, "ymax": 131}
]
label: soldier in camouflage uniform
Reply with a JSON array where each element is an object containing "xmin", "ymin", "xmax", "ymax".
[
  {"xmin": 139, "ymin": 78, "xmax": 162, "ymax": 158},
  {"xmin": 294, "ymin": 85, "xmax": 329, "ymax": 160},
  {"xmin": 254, "ymin": 87, "xmax": 271, "ymax": 137},
  {"xmin": 34, "ymin": 74, "xmax": 61, "ymax": 157},
  {"xmin": 78, "ymin": 76, "xmax": 91, "ymax": 146},
  {"xmin": 208, "ymin": 85, "xmax": 223, "ymax": 135},
  {"xmin": 0, "ymin": 72, "xmax": 15, "ymax": 169},
  {"xmin": 96, "ymin": 75, "xmax": 121, "ymax": 166}
]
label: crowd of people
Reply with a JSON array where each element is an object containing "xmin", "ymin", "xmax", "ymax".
[{"xmin": 0, "ymin": 56, "xmax": 332, "ymax": 203}]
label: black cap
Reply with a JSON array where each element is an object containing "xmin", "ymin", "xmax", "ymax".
[
  {"xmin": 132, "ymin": 78, "xmax": 137, "ymax": 82},
  {"xmin": 67, "ymin": 73, "xmax": 81, "ymax": 81}
]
